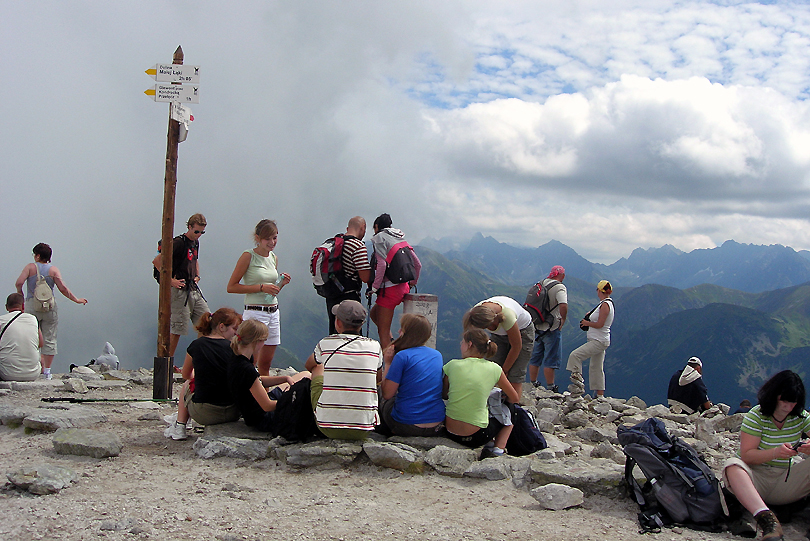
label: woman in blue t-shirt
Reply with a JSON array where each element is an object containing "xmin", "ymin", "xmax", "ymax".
[{"xmin": 379, "ymin": 314, "xmax": 445, "ymax": 437}]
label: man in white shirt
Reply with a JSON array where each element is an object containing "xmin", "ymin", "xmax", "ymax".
[
  {"xmin": 528, "ymin": 266, "xmax": 568, "ymax": 393},
  {"xmin": 0, "ymin": 293, "xmax": 43, "ymax": 381}
]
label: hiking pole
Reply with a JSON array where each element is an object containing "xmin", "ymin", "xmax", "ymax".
[{"xmin": 42, "ymin": 397, "xmax": 178, "ymax": 404}]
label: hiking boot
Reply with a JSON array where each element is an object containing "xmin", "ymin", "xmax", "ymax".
[
  {"xmin": 548, "ymin": 384, "xmax": 559, "ymax": 394},
  {"xmin": 755, "ymin": 510, "xmax": 784, "ymax": 540},
  {"xmin": 531, "ymin": 380, "xmax": 542, "ymax": 388},
  {"xmin": 164, "ymin": 422, "xmax": 188, "ymax": 441}
]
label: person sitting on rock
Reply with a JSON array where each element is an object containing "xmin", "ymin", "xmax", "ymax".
[
  {"xmin": 227, "ymin": 319, "xmax": 308, "ymax": 432},
  {"xmin": 443, "ymin": 327, "xmax": 520, "ymax": 458},
  {"xmin": 378, "ymin": 313, "xmax": 445, "ymax": 437},
  {"xmin": 305, "ymin": 300, "xmax": 383, "ymax": 440},
  {"xmin": 667, "ymin": 356, "xmax": 712, "ymax": 414},
  {"xmin": 0, "ymin": 293, "xmax": 42, "ymax": 382},
  {"xmin": 164, "ymin": 308, "xmax": 242, "ymax": 440}
]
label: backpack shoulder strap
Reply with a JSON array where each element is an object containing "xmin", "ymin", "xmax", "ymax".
[
  {"xmin": 322, "ymin": 335, "xmax": 362, "ymax": 366},
  {"xmin": 0, "ymin": 312, "xmax": 24, "ymax": 344}
]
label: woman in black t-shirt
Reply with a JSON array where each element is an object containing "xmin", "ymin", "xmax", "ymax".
[
  {"xmin": 164, "ymin": 307, "xmax": 241, "ymax": 441},
  {"xmin": 227, "ymin": 319, "xmax": 310, "ymax": 431}
]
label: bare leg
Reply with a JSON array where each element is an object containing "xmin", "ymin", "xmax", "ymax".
[
  {"xmin": 528, "ymin": 365, "xmax": 540, "ymax": 383},
  {"xmin": 257, "ymin": 345, "xmax": 277, "ymax": 376},
  {"xmin": 41, "ymin": 354, "xmax": 54, "ymax": 371},
  {"xmin": 725, "ymin": 465, "xmax": 768, "ymax": 514},
  {"xmin": 371, "ymin": 305, "xmax": 395, "ymax": 351},
  {"xmin": 511, "ymin": 381, "xmax": 523, "ymax": 398},
  {"xmin": 494, "ymin": 424, "xmax": 514, "ymax": 450},
  {"xmin": 544, "ymin": 367, "xmax": 556, "ymax": 386},
  {"xmin": 177, "ymin": 380, "xmax": 190, "ymax": 424}
]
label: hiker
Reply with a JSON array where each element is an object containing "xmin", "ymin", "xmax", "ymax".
[
  {"xmin": 567, "ymin": 280, "xmax": 614, "ymax": 397},
  {"xmin": 164, "ymin": 308, "xmax": 242, "ymax": 440},
  {"xmin": 733, "ymin": 399, "xmax": 753, "ymax": 415},
  {"xmin": 368, "ymin": 213, "xmax": 421, "ymax": 351},
  {"xmin": 0, "ymin": 293, "xmax": 42, "ymax": 382},
  {"xmin": 528, "ymin": 265, "xmax": 568, "ymax": 392},
  {"xmin": 227, "ymin": 319, "xmax": 308, "ymax": 432},
  {"xmin": 722, "ymin": 370, "xmax": 810, "ymax": 541},
  {"xmin": 464, "ymin": 296, "xmax": 534, "ymax": 396},
  {"xmin": 227, "ymin": 219, "xmax": 291, "ymax": 376},
  {"xmin": 324, "ymin": 216, "xmax": 372, "ymax": 335},
  {"xmin": 152, "ymin": 213, "xmax": 209, "ymax": 360},
  {"xmin": 667, "ymin": 356, "xmax": 712, "ymax": 414},
  {"xmin": 15, "ymin": 242, "xmax": 87, "ymax": 379},
  {"xmin": 305, "ymin": 300, "xmax": 383, "ymax": 440},
  {"xmin": 443, "ymin": 328, "xmax": 520, "ymax": 457},
  {"xmin": 378, "ymin": 314, "xmax": 445, "ymax": 437}
]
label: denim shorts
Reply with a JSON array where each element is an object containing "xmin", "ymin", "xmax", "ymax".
[{"xmin": 529, "ymin": 329, "xmax": 562, "ymax": 369}]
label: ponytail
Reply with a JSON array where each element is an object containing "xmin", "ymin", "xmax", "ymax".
[
  {"xmin": 462, "ymin": 328, "xmax": 497, "ymax": 359},
  {"xmin": 231, "ymin": 319, "xmax": 269, "ymax": 354}
]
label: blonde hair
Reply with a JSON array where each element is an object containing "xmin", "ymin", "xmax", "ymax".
[
  {"xmin": 231, "ymin": 319, "xmax": 269, "ymax": 354},
  {"xmin": 463, "ymin": 305, "xmax": 501, "ymax": 330},
  {"xmin": 392, "ymin": 314, "xmax": 432, "ymax": 353},
  {"xmin": 462, "ymin": 328, "xmax": 497, "ymax": 359}
]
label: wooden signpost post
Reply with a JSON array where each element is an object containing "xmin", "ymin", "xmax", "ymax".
[{"xmin": 146, "ymin": 46, "xmax": 200, "ymax": 399}]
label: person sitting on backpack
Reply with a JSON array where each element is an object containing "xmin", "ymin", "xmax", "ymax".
[
  {"xmin": 667, "ymin": 356, "xmax": 712, "ymax": 414},
  {"xmin": 378, "ymin": 314, "xmax": 445, "ymax": 437},
  {"xmin": 15, "ymin": 242, "xmax": 87, "ymax": 379},
  {"xmin": 464, "ymin": 296, "xmax": 534, "ymax": 396},
  {"xmin": 164, "ymin": 308, "xmax": 242, "ymax": 441},
  {"xmin": 723, "ymin": 370, "xmax": 810, "ymax": 541},
  {"xmin": 443, "ymin": 328, "xmax": 519, "ymax": 457},
  {"xmin": 368, "ymin": 214, "xmax": 421, "ymax": 351},
  {"xmin": 227, "ymin": 319, "xmax": 309, "ymax": 432}
]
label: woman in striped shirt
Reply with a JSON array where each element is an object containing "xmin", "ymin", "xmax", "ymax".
[{"xmin": 723, "ymin": 370, "xmax": 810, "ymax": 540}]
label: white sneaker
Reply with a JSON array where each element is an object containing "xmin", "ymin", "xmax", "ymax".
[
  {"xmin": 40, "ymin": 373, "xmax": 53, "ymax": 380},
  {"xmin": 163, "ymin": 422, "xmax": 187, "ymax": 440}
]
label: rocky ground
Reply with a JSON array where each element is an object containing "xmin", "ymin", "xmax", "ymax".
[{"xmin": 0, "ymin": 369, "xmax": 809, "ymax": 541}]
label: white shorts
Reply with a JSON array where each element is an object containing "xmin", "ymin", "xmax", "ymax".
[{"xmin": 242, "ymin": 308, "xmax": 281, "ymax": 346}]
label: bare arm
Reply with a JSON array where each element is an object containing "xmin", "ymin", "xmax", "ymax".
[
  {"xmin": 583, "ymin": 301, "xmax": 610, "ymax": 329},
  {"xmin": 558, "ymin": 302, "xmax": 568, "ymax": 328},
  {"xmin": 381, "ymin": 379, "xmax": 399, "ymax": 401},
  {"xmin": 248, "ymin": 378, "xmax": 277, "ymax": 412},
  {"xmin": 304, "ymin": 353, "xmax": 317, "ymax": 372},
  {"xmin": 181, "ymin": 353, "xmax": 194, "ymax": 380},
  {"xmin": 260, "ymin": 375, "xmax": 294, "ymax": 388},
  {"xmin": 740, "ymin": 431, "xmax": 797, "ymax": 465},
  {"xmin": 501, "ymin": 323, "xmax": 522, "ymax": 372},
  {"xmin": 38, "ymin": 328, "xmax": 44, "ymax": 349},
  {"xmin": 227, "ymin": 252, "xmax": 259, "ymax": 295},
  {"xmin": 15, "ymin": 264, "xmax": 33, "ymax": 295},
  {"xmin": 51, "ymin": 267, "xmax": 87, "ymax": 304},
  {"xmin": 153, "ymin": 254, "xmax": 185, "ymax": 289},
  {"xmin": 357, "ymin": 268, "xmax": 372, "ymax": 285}
]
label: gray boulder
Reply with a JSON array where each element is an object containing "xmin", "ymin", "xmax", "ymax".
[
  {"xmin": 53, "ymin": 428, "xmax": 122, "ymax": 458},
  {"xmin": 529, "ymin": 457, "xmax": 624, "ymax": 496},
  {"xmin": 363, "ymin": 441, "xmax": 425, "ymax": 473},
  {"xmin": 193, "ymin": 436, "xmax": 271, "ymax": 460},
  {"xmin": 424, "ymin": 445, "xmax": 477, "ymax": 477},
  {"xmin": 531, "ymin": 483, "xmax": 584, "ymax": 510},
  {"xmin": 7, "ymin": 463, "xmax": 79, "ymax": 494},
  {"xmin": 274, "ymin": 439, "xmax": 363, "ymax": 468}
]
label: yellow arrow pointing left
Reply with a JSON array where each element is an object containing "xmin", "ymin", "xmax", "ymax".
[
  {"xmin": 145, "ymin": 68, "xmax": 157, "ymax": 76},
  {"xmin": 144, "ymin": 89, "xmax": 156, "ymax": 96}
]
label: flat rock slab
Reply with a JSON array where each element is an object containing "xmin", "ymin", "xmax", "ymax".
[
  {"xmin": 8, "ymin": 380, "xmax": 65, "ymax": 391},
  {"xmin": 0, "ymin": 404, "xmax": 36, "ymax": 427},
  {"xmin": 529, "ymin": 456, "xmax": 624, "ymax": 496},
  {"xmin": 193, "ymin": 436, "xmax": 271, "ymax": 461},
  {"xmin": 53, "ymin": 428, "xmax": 122, "ymax": 458},
  {"xmin": 363, "ymin": 441, "xmax": 425, "ymax": 473},
  {"xmin": 275, "ymin": 440, "xmax": 364, "ymax": 469},
  {"xmin": 23, "ymin": 405, "xmax": 108, "ymax": 432},
  {"xmin": 85, "ymin": 380, "xmax": 131, "ymax": 389},
  {"xmin": 7, "ymin": 463, "xmax": 79, "ymax": 494},
  {"xmin": 387, "ymin": 435, "xmax": 467, "ymax": 450},
  {"xmin": 203, "ymin": 421, "xmax": 275, "ymax": 441}
]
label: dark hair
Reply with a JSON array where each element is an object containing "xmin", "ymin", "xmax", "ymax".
[
  {"xmin": 187, "ymin": 213, "xmax": 207, "ymax": 228},
  {"xmin": 254, "ymin": 219, "xmax": 278, "ymax": 240},
  {"xmin": 392, "ymin": 314, "xmax": 432, "ymax": 353},
  {"xmin": 33, "ymin": 243, "xmax": 52, "ymax": 263},
  {"xmin": 195, "ymin": 307, "xmax": 241, "ymax": 336},
  {"xmin": 462, "ymin": 328, "xmax": 497, "ymax": 359},
  {"xmin": 5, "ymin": 293, "xmax": 24, "ymax": 310},
  {"xmin": 373, "ymin": 213, "xmax": 392, "ymax": 231},
  {"xmin": 757, "ymin": 370, "xmax": 805, "ymax": 418}
]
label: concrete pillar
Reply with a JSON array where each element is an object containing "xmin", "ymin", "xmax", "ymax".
[{"xmin": 402, "ymin": 293, "xmax": 439, "ymax": 348}]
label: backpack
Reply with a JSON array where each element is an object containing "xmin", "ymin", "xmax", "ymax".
[
  {"xmin": 310, "ymin": 234, "xmax": 360, "ymax": 298},
  {"xmin": 33, "ymin": 265, "xmax": 55, "ymax": 312},
  {"xmin": 523, "ymin": 279, "xmax": 561, "ymax": 330},
  {"xmin": 271, "ymin": 378, "xmax": 321, "ymax": 442},
  {"xmin": 371, "ymin": 241, "xmax": 416, "ymax": 285},
  {"xmin": 506, "ymin": 404, "xmax": 547, "ymax": 456},
  {"xmin": 617, "ymin": 418, "xmax": 724, "ymax": 531}
]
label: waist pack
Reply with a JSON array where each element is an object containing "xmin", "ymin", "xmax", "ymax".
[
  {"xmin": 618, "ymin": 418, "xmax": 724, "ymax": 530},
  {"xmin": 33, "ymin": 266, "xmax": 55, "ymax": 312},
  {"xmin": 506, "ymin": 404, "xmax": 547, "ymax": 456},
  {"xmin": 271, "ymin": 378, "xmax": 320, "ymax": 443}
]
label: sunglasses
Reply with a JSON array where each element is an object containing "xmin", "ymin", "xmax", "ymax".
[{"xmin": 194, "ymin": 230, "xmax": 206, "ymax": 234}]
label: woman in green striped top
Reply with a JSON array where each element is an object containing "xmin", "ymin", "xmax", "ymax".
[{"xmin": 723, "ymin": 370, "xmax": 810, "ymax": 540}]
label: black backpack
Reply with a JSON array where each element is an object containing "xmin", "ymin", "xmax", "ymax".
[
  {"xmin": 617, "ymin": 418, "xmax": 724, "ymax": 531},
  {"xmin": 371, "ymin": 241, "xmax": 416, "ymax": 285},
  {"xmin": 523, "ymin": 279, "xmax": 561, "ymax": 329},
  {"xmin": 271, "ymin": 378, "xmax": 320, "ymax": 443},
  {"xmin": 506, "ymin": 404, "xmax": 547, "ymax": 456}
]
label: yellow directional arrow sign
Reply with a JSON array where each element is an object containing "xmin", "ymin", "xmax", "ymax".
[
  {"xmin": 145, "ymin": 64, "xmax": 200, "ymax": 83},
  {"xmin": 144, "ymin": 84, "xmax": 199, "ymax": 104}
]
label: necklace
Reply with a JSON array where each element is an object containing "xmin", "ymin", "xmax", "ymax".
[{"xmin": 773, "ymin": 413, "xmax": 789, "ymax": 424}]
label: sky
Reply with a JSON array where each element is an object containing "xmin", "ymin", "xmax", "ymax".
[{"xmin": 3, "ymin": 0, "xmax": 810, "ymax": 370}]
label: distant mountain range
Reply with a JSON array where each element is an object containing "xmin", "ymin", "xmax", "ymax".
[{"xmin": 276, "ymin": 235, "xmax": 810, "ymax": 409}]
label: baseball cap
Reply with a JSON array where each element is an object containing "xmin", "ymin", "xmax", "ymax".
[{"xmin": 331, "ymin": 300, "xmax": 367, "ymax": 326}]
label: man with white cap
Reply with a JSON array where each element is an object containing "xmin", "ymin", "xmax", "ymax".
[
  {"xmin": 305, "ymin": 300, "xmax": 383, "ymax": 440},
  {"xmin": 667, "ymin": 356, "xmax": 712, "ymax": 414}
]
